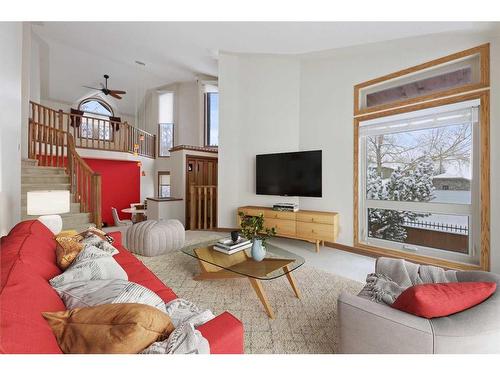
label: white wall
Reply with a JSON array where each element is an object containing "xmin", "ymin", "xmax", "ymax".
[
  {"xmin": 218, "ymin": 53, "xmax": 301, "ymax": 228},
  {"xmin": 218, "ymin": 30, "xmax": 500, "ymax": 272},
  {"xmin": 0, "ymin": 23, "xmax": 23, "ymax": 235}
]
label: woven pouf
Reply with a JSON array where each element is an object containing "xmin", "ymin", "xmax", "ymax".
[{"xmin": 126, "ymin": 219, "xmax": 185, "ymax": 256}]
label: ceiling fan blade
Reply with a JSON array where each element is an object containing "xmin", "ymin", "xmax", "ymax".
[
  {"xmin": 109, "ymin": 90, "xmax": 126, "ymax": 95},
  {"xmin": 82, "ymin": 85, "xmax": 101, "ymax": 91},
  {"xmin": 109, "ymin": 92, "xmax": 122, "ymax": 99}
]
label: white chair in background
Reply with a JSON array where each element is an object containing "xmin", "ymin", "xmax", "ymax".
[{"xmin": 111, "ymin": 207, "xmax": 133, "ymax": 227}]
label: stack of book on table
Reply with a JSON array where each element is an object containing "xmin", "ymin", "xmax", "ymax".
[{"xmin": 213, "ymin": 237, "xmax": 251, "ymax": 255}]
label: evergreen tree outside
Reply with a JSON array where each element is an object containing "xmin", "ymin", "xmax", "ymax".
[{"xmin": 367, "ymin": 158, "xmax": 435, "ymax": 242}]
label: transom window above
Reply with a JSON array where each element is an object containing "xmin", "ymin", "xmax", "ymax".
[{"xmin": 79, "ymin": 98, "xmax": 113, "ymax": 117}]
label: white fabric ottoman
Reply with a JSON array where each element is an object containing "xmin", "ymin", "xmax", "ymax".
[{"xmin": 126, "ymin": 219, "xmax": 185, "ymax": 256}]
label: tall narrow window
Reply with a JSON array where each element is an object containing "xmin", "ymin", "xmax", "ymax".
[
  {"xmin": 158, "ymin": 92, "xmax": 174, "ymax": 157},
  {"xmin": 358, "ymin": 99, "xmax": 480, "ymax": 265},
  {"xmin": 79, "ymin": 98, "xmax": 114, "ymax": 141},
  {"xmin": 205, "ymin": 90, "xmax": 219, "ymax": 146},
  {"xmin": 158, "ymin": 171, "xmax": 171, "ymax": 198}
]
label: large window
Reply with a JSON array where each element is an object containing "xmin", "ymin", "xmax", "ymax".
[
  {"xmin": 205, "ymin": 91, "xmax": 219, "ymax": 146},
  {"xmin": 158, "ymin": 171, "xmax": 171, "ymax": 198},
  {"xmin": 358, "ymin": 100, "xmax": 480, "ymax": 265},
  {"xmin": 158, "ymin": 92, "xmax": 174, "ymax": 157},
  {"xmin": 79, "ymin": 98, "xmax": 114, "ymax": 141}
]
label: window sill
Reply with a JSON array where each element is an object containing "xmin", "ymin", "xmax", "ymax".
[{"xmin": 353, "ymin": 241, "xmax": 485, "ymax": 271}]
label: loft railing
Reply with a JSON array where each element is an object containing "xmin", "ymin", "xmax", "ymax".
[
  {"xmin": 29, "ymin": 101, "xmax": 156, "ymax": 159},
  {"xmin": 189, "ymin": 185, "xmax": 217, "ymax": 230}
]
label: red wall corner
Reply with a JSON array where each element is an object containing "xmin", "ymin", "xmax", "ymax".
[{"xmin": 83, "ymin": 158, "xmax": 140, "ymax": 226}]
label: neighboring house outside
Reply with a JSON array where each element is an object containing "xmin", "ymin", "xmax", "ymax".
[{"xmin": 432, "ymin": 173, "xmax": 471, "ymax": 191}]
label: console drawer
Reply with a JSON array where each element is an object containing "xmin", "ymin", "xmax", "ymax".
[
  {"xmin": 239, "ymin": 207, "xmax": 265, "ymax": 217},
  {"xmin": 296, "ymin": 222, "xmax": 335, "ymax": 241},
  {"xmin": 264, "ymin": 210, "xmax": 296, "ymax": 221},
  {"xmin": 264, "ymin": 218, "xmax": 296, "ymax": 236},
  {"xmin": 296, "ymin": 212, "xmax": 336, "ymax": 225}
]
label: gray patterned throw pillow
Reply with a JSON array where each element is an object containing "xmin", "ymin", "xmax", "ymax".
[
  {"xmin": 54, "ymin": 279, "xmax": 166, "ymax": 313},
  {"xmin": 81, "ymin": 234, "xmax": 119, "ymax": 255},
  {"xmin": 49, "ymin": 245, "xmax": 127, "ymax": 288}
]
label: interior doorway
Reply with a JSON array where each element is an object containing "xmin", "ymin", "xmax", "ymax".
[{"xmin": 185, "ymin": 155, "xmax": 218, "ymax": 229}]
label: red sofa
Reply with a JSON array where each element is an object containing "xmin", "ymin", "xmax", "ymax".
[{"xmin": 0, "ymin": 220, "xmax": 244, "ymax": 354}]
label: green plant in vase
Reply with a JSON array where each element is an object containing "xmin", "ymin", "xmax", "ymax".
[{"xmin": 238, "ymin": 211, "xmax": 276, "ymax": 261}]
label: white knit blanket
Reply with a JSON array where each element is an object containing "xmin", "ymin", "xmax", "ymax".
[{"xmin": 141, "ymin": 299, "xmax": 215, "ymax": 354}]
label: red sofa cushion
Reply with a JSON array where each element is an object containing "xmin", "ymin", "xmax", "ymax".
[
  {"xmin": 392, "ymin": 282, "xmax": 497, "ymax": 318},
  {"xmin": 8, "ymin": 219, "xmax": 54, "ymax": 238}
]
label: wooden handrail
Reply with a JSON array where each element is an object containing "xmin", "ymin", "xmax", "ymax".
[
  {"xmin": 67, "ymin": 133, "xmax": 102, "ymax": 228},
  {"xmin": 189, "ymin": 185, "xmax": 217, "ymax": 230},
  {"xmin": 29, "ymin": 101, "xmax": 156, "ymax": 159}
]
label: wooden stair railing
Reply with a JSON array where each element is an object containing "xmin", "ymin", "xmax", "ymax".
[
  {"xmin": 29, "ymin": 101, "xmax": 156, "ymax": 159},
  {"xmin": 67, "ymin": 134, "xmax": 102, "ymax": 228},
  {"xmin": 28, "ymin": 105, "xmax": 103, "ymax": 228},
  {"xmin": 189, "ymin": 185, "xmax": 217, "ymax": 230}
]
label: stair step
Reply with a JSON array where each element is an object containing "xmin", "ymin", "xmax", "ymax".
[
  {"xmin": 21, "ymin": 183, "xmax": 70, "ymax": 194},
  {"xmin": 19, "ymin": 219, "xmax": 96, "ymax": 233},
  {"xmin": 22, "ymin": 166, "xmax": 66, "ymax": 175},
  {"xmin": 22, "ymin": 159, "xmax": 38, "ymax": 167},
  {"xmin": 21, "ymin": 212, "xmax": 91, "ymax": 221},
  {"xmin": 21, "ymin": 202, "xmax": 81, "ymax": 215},
  {"xmin": 68, "ymin": 223, "xmax": 97, "ymax": 232},
  {"xmin": 22, "ymin": 174, "xmax": 70, "ymax": 184},
  {"xmin": 21, "ymin": 193, "xmax": 75, "ymax": 205}
]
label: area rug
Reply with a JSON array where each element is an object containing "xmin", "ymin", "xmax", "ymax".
[{"xmin": 135, "ymin": 231, "xmax": 364, "ymax": 354}]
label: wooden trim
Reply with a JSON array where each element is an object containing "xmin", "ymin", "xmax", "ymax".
[
  {"xmin": 480, "ymin": 92, "xmax": 490, "ymax": 271},
  {"xmin": 353, "ymin": 91, "xmax": 490, "ymax": 271},
  {"xmin": 354, "ymin": 44, "xmax": 490, "ymax": 116},
  {"xmin": 146, "ymin": 197, "xmax": 183, "ymax": 202},
  {"xmin": 170, "ymin": 144, "xmax": 218, "ymax": 154}
]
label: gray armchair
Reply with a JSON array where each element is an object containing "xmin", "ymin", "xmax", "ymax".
[{"xmin": 338, "ymin": 265, "xmax": 500, "ymax": 353}]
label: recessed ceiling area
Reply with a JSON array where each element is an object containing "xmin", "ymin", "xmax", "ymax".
[{"xmin": 32, "ymin": 21, "xmax": 497, "ymax": 115}]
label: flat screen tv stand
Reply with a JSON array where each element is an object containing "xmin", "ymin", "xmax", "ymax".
[{"xmin": 237, "ymin": 206, "xmax": 339, "ymax": 253}]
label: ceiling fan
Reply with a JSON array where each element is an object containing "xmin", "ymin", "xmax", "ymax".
[{"xmin": 83, "ymin": 74, "xmax": 126, "ymax": 99}]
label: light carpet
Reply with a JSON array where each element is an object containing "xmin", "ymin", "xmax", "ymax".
[{"xmin": 135, "ymin": 231, "xmax": 364, "ymax": 354}]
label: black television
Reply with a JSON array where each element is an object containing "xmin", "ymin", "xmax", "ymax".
[{"xmin": 256, "ymin": 150, "xmax": 322, "ymax": 197}]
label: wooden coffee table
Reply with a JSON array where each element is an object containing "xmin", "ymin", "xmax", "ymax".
[{"xmin": 182, "ymin": 240, "xmax": 304, "ymax": 319}]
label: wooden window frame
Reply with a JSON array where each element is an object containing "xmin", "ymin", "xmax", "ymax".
[
  {"xmin": 354, "ymin": 43, "xmax": 490, "ymax": 116},
  {"xmin": 353, "ymin": 90, "xmax": 490, "ymax": 271},
  {"xmin": 158, "ymin": 171, "xmax": 171, "ymax": 198},
  {"xmin": 157, "ymin": 123, "xmax": 175, "ymax": 158},
  {"xmin": 78, "ymin": 97, "xmax": 114, "ymax": 117}
]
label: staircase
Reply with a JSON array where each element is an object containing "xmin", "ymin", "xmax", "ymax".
[{"xmin": 21, "ymin": 159, "xmax": 95, "ymax": 232}]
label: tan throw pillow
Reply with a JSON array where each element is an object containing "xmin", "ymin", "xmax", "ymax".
[
  {"xmin": 42, "ymin": 303, "xmax": 174, "ymax": 354},
  {"xmin": 55, "ymin": 236, "xmax": 84, "ymax": 270}
]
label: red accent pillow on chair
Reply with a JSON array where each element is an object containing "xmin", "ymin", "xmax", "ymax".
[{"xmin": 392, "ymin": 282, "xmax": 496, "ymax": 318}]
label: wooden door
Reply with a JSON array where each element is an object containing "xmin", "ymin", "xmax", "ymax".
[{"xmin": 185, "ymin": 155, "xmax": 218, "ymax": 229}]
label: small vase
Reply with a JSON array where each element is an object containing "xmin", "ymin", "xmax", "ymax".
[{"xmin": 251, "ymin": 239, "xmax": 266, "ymax": 262}]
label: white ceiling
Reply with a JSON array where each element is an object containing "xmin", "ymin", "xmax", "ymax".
[{"xmin": 33, "ymin": 22, "xmax": 497, "ymax": 115}]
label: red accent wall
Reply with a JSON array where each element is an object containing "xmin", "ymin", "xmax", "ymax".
[{"xmin": 83, "ymin": 158, "xmax": 140, "ymax": 226}]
